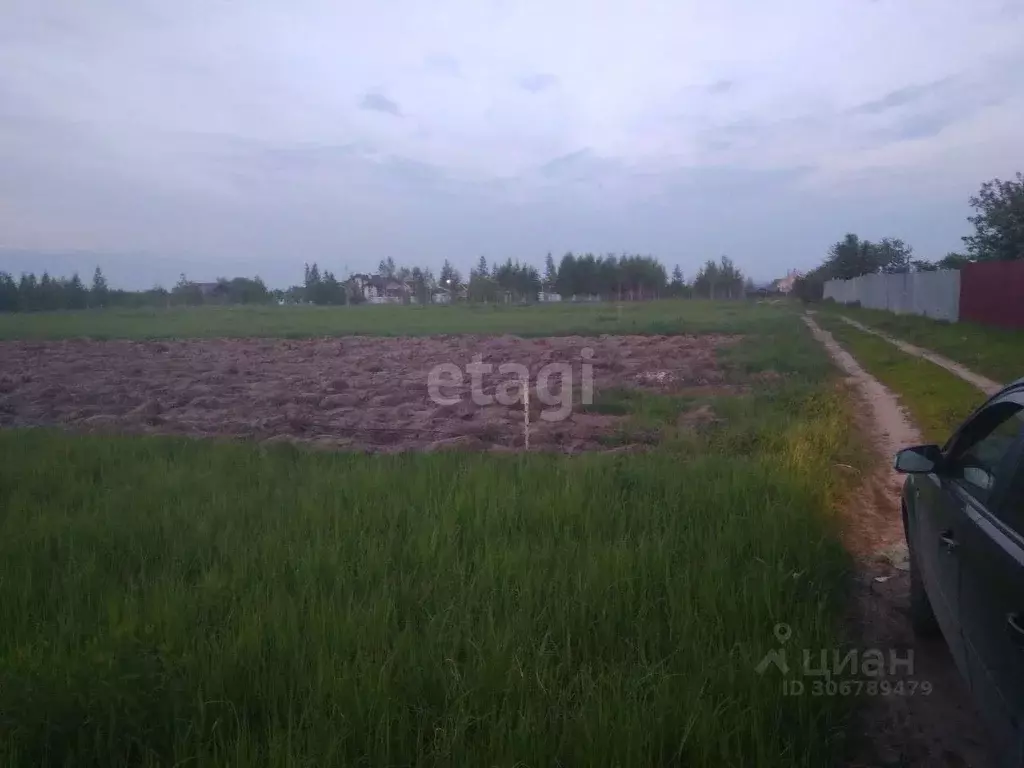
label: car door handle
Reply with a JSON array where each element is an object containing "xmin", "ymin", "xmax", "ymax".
[
  {"xmin": 939, "ymin": 530, "xmax": 959, "ymax": 552},
  {"xmin": 1007, "ymin": 614, "xmax": 1024, "ymax": 647}
]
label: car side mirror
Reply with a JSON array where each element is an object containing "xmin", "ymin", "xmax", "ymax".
[{"xmin": 894, "ymin": 444, "xmax": 943, "ymax": 474}]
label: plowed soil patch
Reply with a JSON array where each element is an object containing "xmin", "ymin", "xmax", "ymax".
[{"xmin": 0, "ymin": 334, "xmax": 736, "ymax": 453}]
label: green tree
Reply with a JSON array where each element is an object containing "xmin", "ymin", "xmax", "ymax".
[
  {"xmin": 0, "ymin": 272, "xmax": 18, "ymax": 312},
  {"xmin": 439, "ymin": 260, "xmax": 461, "ymax": 293},
  {"xmin": 876, "ymin": 237, "xmax": 914, "ymax": 274},
  {"xmin": 303, "ymin": 263, "xmax": 321, "ymax": 304},
  {"xmin": 172, "ymin": 273, "xmax": 203, "ymax": 306},
  {"xmin": 693, "ymin": 256, "xmax": 742, "ymax": 299},
  {"xmin": 937, "ymin": 252, "xmax": 971, "ymax": 269},
  {"xmin": 822, "ymin": 234, "xmax": 879, "ymax": 279},
  {"xmin": 378, "ymin": 257, "xmax": 397, "ymax": 278},
  {"xmin": 468, "ymin": 256, "xmax": 498, "ymax": 303},
  {"xmin": 18, "ymin": 273, "xmax": 38, "ymax": 311},
  {"xmin": 90, "ymin": 267, "xmax": 109, "ymax": 308},
  {"xmin": 66, "ymin": 272, "xmax": 88, "ymax": 309},
  {"xmin": 962, "ymin": 171, "xmax": 1024, "ymax": 261},
  {"xmin": 554, "ymin": 252, "xmax": 576, "ymax": 297},
  {"xmin": 543, "ymin": 253, "xmax": 557, "ymax": 290}
]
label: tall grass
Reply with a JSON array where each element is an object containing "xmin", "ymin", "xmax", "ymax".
[
  {"xmin": 0, "ymin": 309, "xmax": 861, "ymax": 766},
  {"xmin": 0, "ymin": 300, "xmax": 796, "ymax": 340},
  {"xmin": 0, "ymin": 409, "xmax": 856, "ymax": 766}
]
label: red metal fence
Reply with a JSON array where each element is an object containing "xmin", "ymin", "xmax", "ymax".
[{"xmin": 959, "ymin": 261, "xmax": 1024, "ymax": 329}]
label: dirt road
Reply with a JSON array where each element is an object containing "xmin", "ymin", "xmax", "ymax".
[
  {"xmin": 804, "ymin": 314, "xmax": 993, "ymax": 767},
  {"xmin": 837, "ymin": 315, "xmax": 1002, "ymax": 395}
]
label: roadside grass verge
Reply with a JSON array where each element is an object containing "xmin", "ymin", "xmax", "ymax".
[
  {"xmin": 0, "ymin": 355, "xmax": 860, "ymax": 766},
  {"xmin": 819, "ymin": 304, "xmax": 1023, "ymax": 386},
  {"xmin": 815, "ymin": 313, "xmax": 989, "ymax": 444},
  {"xmin": 0, "ymin": 299, "xmax": 797, "ymax": 340}
]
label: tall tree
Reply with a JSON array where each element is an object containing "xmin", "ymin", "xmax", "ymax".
[
  {"xmin": 18, "ymin": 273, "xmax": 38, "ymax": 311},
  {"xmin": 543, "ymin": 253, "xmax": 557, "ymax": 290},
  {"xmin": 468, "ymin": 256, "xmax": 498, "ymax": 303},
  {"xmin": 0, "ymin": 272, "xmax": 17, "ymax": 312},
  {"xmin": 377, "ymin": 257, "xmax": 397, "ymax": 278},
  {"xmin": 693, "ymin": 256, "xmax": 743, "ymax": 299},
  {"xmin": 91, "ymin": 266, "xmax": 109, "ymax": 308},
  {"xmin": 876, "ymin": 237, "xmax": 914, "ymax": 274},
  {"xmin": 439, "ymin": 260, "xmax": 461, "ymax": 292},
  {"xmin": 962, "ymin": 171, "xmax": 1024, "ymax": 261},
  {"xmin": 66, "ymin": 272, "xmax": 88, "ymax": 309},
  {"xmin": 555, "ymin": 252, "xmax": 576, "ymax": 297}
]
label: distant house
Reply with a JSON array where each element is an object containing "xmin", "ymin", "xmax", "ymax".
[
  {"xmin": 346, "ymin": 273, "xmax": 413, "ymax": 304},
  {"xmin": 431, "ymin": 287, "xmax": 452, "ymax": 304},
  {"xmin": 773, "ymin": 270, "xmax": 801, "ymax": 294},
  {"xmin": 382, "ymin": 280, "xmax": 411, "ymax": 303},
  {"xmin": 347, "ymin": 273, "xmax": 377, "ymax": 302},
  {"xmin": 538, "ymin": 291, "xmax": 562, "ymax": 302}
]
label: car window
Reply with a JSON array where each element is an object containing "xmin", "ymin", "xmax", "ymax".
[{"xmin": 947, "ymin": 401, "xmax": 1024, "ymax": 507}]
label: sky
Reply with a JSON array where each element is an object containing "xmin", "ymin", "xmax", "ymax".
[{"xmin": 1, "ymin": 0, "xmax": 1022, "ymax": 289}]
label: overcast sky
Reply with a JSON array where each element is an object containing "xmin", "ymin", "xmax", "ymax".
[{"xmin": 2, "ymin": 0, "xmax": 1022, "ymax": 288}]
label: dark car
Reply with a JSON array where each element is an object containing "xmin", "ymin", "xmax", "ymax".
[{"xmin": 896, "ymin": 377, "xmax": 1024, "ymax": 765}]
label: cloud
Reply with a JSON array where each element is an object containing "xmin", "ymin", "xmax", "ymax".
[
  {"xmin": 848, "ymin": 78, "xmax": 954, "ymax": 115},
  {"xmin": 1, "ymin": 0, "xmax": 1023, "ymax": 287},
  {"xmin": 359, "ymin": 92, "xmax": 402, "ymax": 116},
  {"xmin": 519, "ymin": 73, "xmax": 559, "ymax": 93},
  {"xmin": 847, "ymin": 70, "xmax": 1016, "ymax": 145}
]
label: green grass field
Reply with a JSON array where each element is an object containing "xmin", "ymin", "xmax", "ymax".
[
  {"xmin": 0, "ymin": 299, "xmax": 789, "ymax": 340},
  {"xmin": 815, "ymin": 313, "xmax": 988, "ymax": 444},
  {"xmin": 820, "ymin": 304, "xmax": 1023, "ymax": 386},
  {"xmin": 0, "ymin": 302, "xmax": 863, "ymax": 766}
]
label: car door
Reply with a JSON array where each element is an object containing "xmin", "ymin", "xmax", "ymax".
[
  {"xmin": 941, "ymin": 396, "xmax": 1024, "ymax": 760},
  {"xmin": 910, "ymin": 448, "xmax": 969, "ymax": 675}
]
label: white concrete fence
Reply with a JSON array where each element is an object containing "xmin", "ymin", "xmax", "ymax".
[{"xmin": 823, "ymin": 270, "xmax": 961, "ymax": 321}]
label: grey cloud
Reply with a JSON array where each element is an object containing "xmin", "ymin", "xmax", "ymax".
[
  {"xmin": 359, "ymin": 92, "xmax": 401, "ymax": 116},
  {"xmin": 852, "ymin": 72, "xmax": 1014, "ymax": 145},
  {"xmin": 519, "ymin": 73, "xmax": 558, "ymax": 93},
  {"xmin": 3, "ymin": 0, "xmax": 1022, "ymax": 288},
  {"xmin": 879, "ymin": 111, "xmax": 961, "ymax": 142},
  {"xmin": 848, "ymin": 78, "xmax": 954, "ymax": 115}
]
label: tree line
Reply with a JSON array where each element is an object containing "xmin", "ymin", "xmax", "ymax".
[
  {"xmin": 0, "ymin": 268, "xmax": 277, "ymax": 313},
  {"xmin": 0, "ymin": 251, "xmax": 751, "ymax": 312},
  {"xmin": 795, "ymin": 171, "xmax": 1024, "ymax": 301}
]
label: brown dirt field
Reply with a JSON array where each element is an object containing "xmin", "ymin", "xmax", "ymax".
[{"xmin": 0, "ymin": 334, "xmax": 737, "ymax": 453}]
